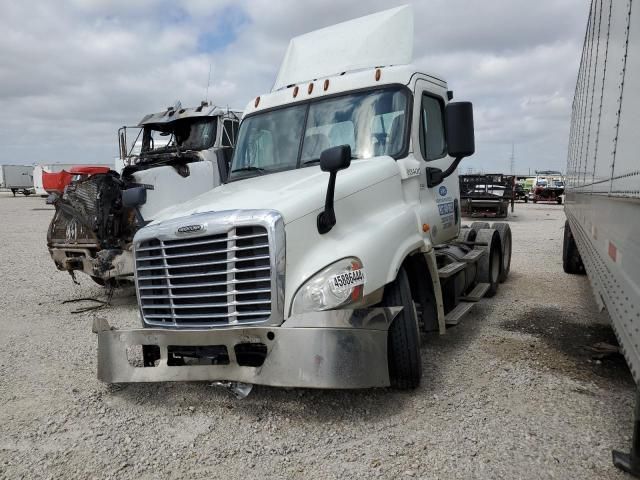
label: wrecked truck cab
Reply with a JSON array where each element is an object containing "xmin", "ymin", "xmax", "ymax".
[{"xmin": 47, "ymin": 102, "xmax": 242, "ymax": 284}]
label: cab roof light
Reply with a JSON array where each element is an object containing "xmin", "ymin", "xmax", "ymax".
[
  {"xmin": 375, "ymin": 68, "xmax": 382, "ymax": 81},
  {"xmin": 254, "ymin": 96, "xmax": 260, "ymax": 108},
  {"xmin": 293, "ymin": 86, "xmax": 299, "ymax": 98},
  {"xmin": 308, "ymin": 82, "xmax": 314, "ymax": 94},
  {"xmin": 323, "ymin": 79, "xmax": 330, "ymax": 91}
]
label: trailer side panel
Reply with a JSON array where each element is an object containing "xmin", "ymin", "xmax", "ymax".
[{"xmin": 566, "ymin": 0, "xmax": 640, "ymax": 381}]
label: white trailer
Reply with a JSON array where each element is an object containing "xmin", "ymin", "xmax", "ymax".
[
  {"xmin": 0, "ymin": 165, "xmax": 34, "ymax": 196},
  {"xmin": 93, "ymin": 6, "xmax": 513, "ymax": 397},
  {"xmin": 563, "ymin": 0, "xmax": 640, "ymax": 475}
]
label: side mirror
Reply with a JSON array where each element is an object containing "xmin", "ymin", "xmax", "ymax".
[
  {"xmin": 445, "ymin": 101, "xmax": 475, "ymax": 158},
  {"xmin": 317, "ymin": 145, "xmax": 351, "ymax": 234},
  {"xmin": 122, "ymin": 186, "xmax": 147, "ymax": 208},
  {"xmin": 426, "ymin": 102, "xmax": 475, "ymax": 188},
  {"xmin": 320, "ymin": 145, "xmax": 351, "ymax": 172}
]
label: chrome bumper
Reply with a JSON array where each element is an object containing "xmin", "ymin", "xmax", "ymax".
[
  {"xmin": 49, "ymin": 247, "xmax": 134, "ymax": 280},
  {"xmin": 94, "ymin": 307, "xmax": 401, "ymax": 389}
]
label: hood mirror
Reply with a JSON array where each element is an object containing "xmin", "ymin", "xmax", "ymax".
[{"xmin": 317, "ymin": 145, "xmax": 351, "ymax": 234}]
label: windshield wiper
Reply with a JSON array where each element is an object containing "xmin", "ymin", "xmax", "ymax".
[{"xmin": 231, "ymin": 166, "xmax": 266, "ymax": 174}]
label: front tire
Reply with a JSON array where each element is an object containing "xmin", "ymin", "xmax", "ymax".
[{"xmin": 384, "ymin": 266, "xmax": 422, "ymax": 390}]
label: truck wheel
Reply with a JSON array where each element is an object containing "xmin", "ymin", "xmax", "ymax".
[
  {"xmin": 384, "ymin": 266, "xmax": 422, "ymax": 390},
  {"xmin": 475, "ymin": 229, "xmax": 501, "ymax": 297},
  {"xmin": 524, "ymin": 196, "xmax": 528, "ymax": 203},
  {"xmin": 556, "ymin": 197, "xmax": 563, "ymax": 205},
  {"xmin": 562, "ymin": 220, "xmax": 585, "ymax": 274},
  {"xmin": 470, "ymin": 221, "xmax": 490, "ymax": 237},
  {"xmin": 491, "ymin": 223, "xmax": 512, "ymax": 282}
]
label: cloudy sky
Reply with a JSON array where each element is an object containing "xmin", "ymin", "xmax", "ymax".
[{"xmin": 0, "ymin": 0, "xmax": 589, "ymax": 174}]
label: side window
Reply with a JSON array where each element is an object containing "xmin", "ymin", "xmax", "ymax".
[
  {"xmin": 222, "ymin": 119, "xmax": 238, "ymax": 147},
  {"xmin": 419, "ymin": 94, "xmax": 446, "ymax": 161}
]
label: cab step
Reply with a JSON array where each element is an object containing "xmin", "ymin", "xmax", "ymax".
[
  {"xmin": 459, "ymin": 282, "xmax": 490, "ymax": 302},
  {"xmin": 444, "ymin": 283, "xmax": 491, "ymax": 326},
  {"xmin": 445, "ymin": 301, "xmax": 475, "ymax": 326},
  {"xmin": 462, "ymin": 248, "xmax": 484, "ymax": 263},
  {"xmin": 438, "ymin": 261, "xmax": 465, "ymax": 279}
]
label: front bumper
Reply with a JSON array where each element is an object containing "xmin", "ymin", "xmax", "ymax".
[
  {"xmin": 49, "ymin": 246, "xmax": 134, "ymax": 280},
  {"xmin": 94, "ymin": 307, "xmax": 401, "ymax": 389}
]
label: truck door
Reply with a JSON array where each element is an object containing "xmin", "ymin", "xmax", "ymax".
[{"xmin": 412, "ymin": 80, "xmax": 461, "ymax": 245}]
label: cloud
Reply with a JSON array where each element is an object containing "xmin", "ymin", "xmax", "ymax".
[{"xmin": 0, "ymin": 0, "xmax": 589, "ymax": 174}]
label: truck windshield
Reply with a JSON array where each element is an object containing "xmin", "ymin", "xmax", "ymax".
[
  {"xmin": 142, "ymin": 118, "xmax": 218, "ymax": 155},
  {"xmin": 230, "ymin": 87, "xmax": 408, "ymax": 180}
]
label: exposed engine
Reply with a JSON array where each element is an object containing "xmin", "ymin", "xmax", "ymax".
[{"xmin": 48, "ymin": 172, "xmax": 138, "ymax": 250}]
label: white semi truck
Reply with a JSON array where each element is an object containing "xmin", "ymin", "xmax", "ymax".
[
  {"xmin": 95, "ymin": 6, "xmax": 512, "ymax": 395},
  {"xmin": 47, "ymin": 102, "xmax": 241, "ymax": 284},
  {"xmin": 562, "ymin": 0, "xmax": 640, "ymax": 475}
]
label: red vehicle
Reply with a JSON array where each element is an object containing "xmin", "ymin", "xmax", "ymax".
[
  {"xmin": 42, "ymin": 166, "xmax": 111, "ymax": 195},
  {"xmin": 530, "ymin": 170, "xmax": 565, "ymax": 204}
]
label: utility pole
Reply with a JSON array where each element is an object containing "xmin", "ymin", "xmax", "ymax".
[{"xmin": 509, "ymin": 143, "xmax": 515, "ymax": 175}]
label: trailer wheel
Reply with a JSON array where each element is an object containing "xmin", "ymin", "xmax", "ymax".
[
  {"xmin": 475, "ymin": 229, "xmax": 501, "ymax": 297},
  {"xmin": 562, "ymin": 220, "xmax": 585, "ymax": 274},
  {"xmin": 384, "ymin": 266, "xmax": 422, "ymax": 390},
  {"xmin": 491, "ymin": 223, "xmax": 512, "ymax": 282}
]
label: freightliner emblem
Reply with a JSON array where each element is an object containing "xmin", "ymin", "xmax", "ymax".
[{"xmin": 177, "ymin": 224, "xmax": 205, "ymax": 234}]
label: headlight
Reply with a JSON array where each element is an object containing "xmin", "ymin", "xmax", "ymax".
[{"xmin": 291, "ymin": 257, "xmax": 366, "ymax": 314}]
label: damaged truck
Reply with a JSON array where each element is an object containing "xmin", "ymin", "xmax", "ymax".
[
  {"xmin": 47, "ymin": 102, "xmax": 241, "ymax": 285},
  {"xmin": 94, "ymin": 6, "xmax": 512, "ymax": 395}
]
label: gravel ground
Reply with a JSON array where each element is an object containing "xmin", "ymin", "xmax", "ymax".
[{"xmin": 0, "ymin": 192, "xmax": 635, "ymax": 480}]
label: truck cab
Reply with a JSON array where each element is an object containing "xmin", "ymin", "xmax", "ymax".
[
  {"xmin": 47, "ymin": 103, "xmax": 241, "ymax": 284},
  {"xmin": 95, "ymin": 6, "xmax": 510, "ymax": 393}
]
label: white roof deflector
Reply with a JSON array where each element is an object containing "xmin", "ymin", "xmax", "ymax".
[{"xmin": 272, "ymin": 5, "xmax": 414, "ymax": 91}]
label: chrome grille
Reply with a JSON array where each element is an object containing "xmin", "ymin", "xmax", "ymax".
[{"xmin": 135, "ymin": 226, "xmax": 272, "ymax": 327}]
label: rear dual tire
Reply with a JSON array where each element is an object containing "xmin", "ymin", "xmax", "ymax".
[
  {"xmin": 491, "ymin": 222, "xmax": 512, "ymax": 283},
  {"xmin": 475, "ymin": 229, "xmax": 502, "ymax": 297}
]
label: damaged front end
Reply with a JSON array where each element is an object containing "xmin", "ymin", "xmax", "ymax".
[
  {"xmin": 93, "ymin": 307, "xmax": 401, "ymax": 389},
  {"xmin": 47, "ymin": 172, "xmax": 140, "ymax": 283}
]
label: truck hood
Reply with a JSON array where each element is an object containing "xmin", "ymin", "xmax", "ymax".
[{"xmin": 150, "ymin": 156, "xmax": 399, "ymax": 225}]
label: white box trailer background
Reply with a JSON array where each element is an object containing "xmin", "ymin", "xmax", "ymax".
[
  {"xmin": 564, "ymin": 0, "xmax": 640, "ymax": 475},
  {"xmin": 0, "ymin": 165, "xmax": 34, "ymax": 193}
]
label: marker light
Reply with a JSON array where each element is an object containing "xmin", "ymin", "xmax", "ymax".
[
  {"xmin": 308, "ymin": 83, "xmax": 314, "ymax": 94},
  {"xmin": 323, "ymin": 79, "xmax": 330, "ymax": 91},
  {"xmin": 293, "ymin": 86, "xmax": 299, "ymax": 98},
  {"xmin": 254, "ymin": 96, "xmax": 260, "ymax": 107}
]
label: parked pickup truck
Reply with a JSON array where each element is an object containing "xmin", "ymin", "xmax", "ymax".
[
  {"xmin": 94, "ymin": 6, "xmax": 512, "ymax": 396},
  {"xmin": 47, "ymin": 102, "xmax": 241, "ymax": 285}
]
